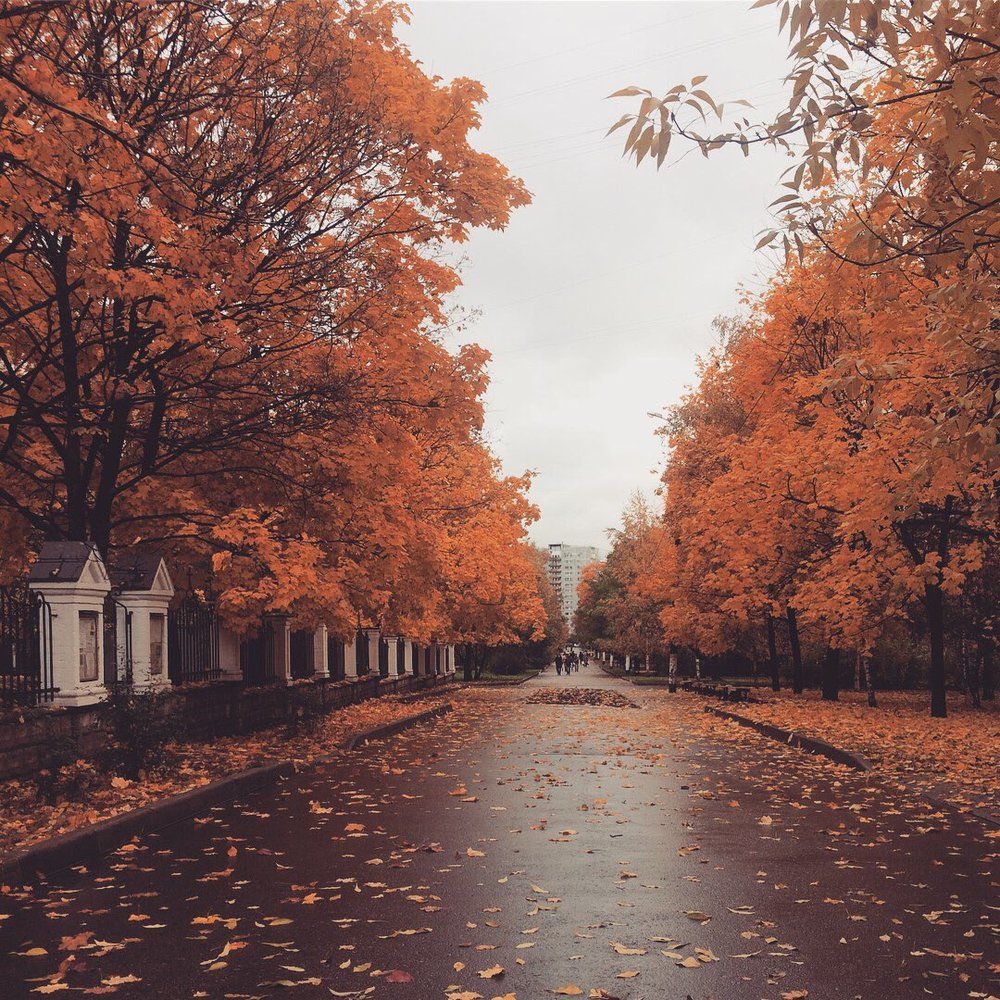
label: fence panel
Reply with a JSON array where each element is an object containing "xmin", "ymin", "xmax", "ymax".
[
  {"xmin": 290, "ymin": 629, "xmax": 314, "ymax": 679},
  {"xmin": 355, "ymin": 628, "xmax": 370, "ymax": 675},
  {"xmin": 328, "ymin": 636, "xmax": 346, "ymax": 680},
  {"xmin": 168, "ymin": 595, "xmax": 220, "ymax": 684},
  {"xmin": 103, "ymin": 595, "xmax": 133, "ymax": 688},
  {"xmin": 0, "ymin": 585, "xmax": 54, "ymax": 706},
  {"xmin": 240, "ymin": 621, "xmax": 275, "ymax": 687}
]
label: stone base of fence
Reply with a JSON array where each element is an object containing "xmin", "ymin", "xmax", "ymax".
[{"xmin": 0, "ymin": 672, "xmax": 451, "ymax": 781}]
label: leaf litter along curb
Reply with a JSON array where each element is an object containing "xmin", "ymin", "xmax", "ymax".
[
  {"xmin": 0, "ymin": 693, "xmax": 451, "ymax": 860},
  {"xmin": 712, "ymin": 689, "xmax": 1000, "ymax": 818}
]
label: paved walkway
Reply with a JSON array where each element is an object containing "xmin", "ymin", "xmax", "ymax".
[
  {"xmin": 0, "ymin": 674, "xmax": 996, "ymax": 999},
  {"xmin": 527, "ymin": 659, "xmax": 624, "ymax": 689}
]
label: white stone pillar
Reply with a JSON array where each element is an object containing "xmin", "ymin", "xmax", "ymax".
[
  {"xmin": 383, "ymin": 635, "xmax": 399, "ymax": 676},
  {"xmin": 115, "ymin": 557, "xmax": 174, "ymax": 692},
  {"xmin": 28, "ymin": 542, "xmax": 111, "ymax": 708},
  {"xmin": 266, "ymin": 614, "xmax": 292, "ymax": 684},
  {"xmin": 117, "ymin": 593, "xmax": 168, "ymax": 691},
  {"xmin": 399, "ymin": 640, "xmax": 412, "ymax": 675},
  {"xmin": 218, "ymin": 625, "xmax": 242, "ymax": 680},
  {"xmin": 343, "ymin": 633, "xmax": 358, "ymax": 679},
  {"xmin": 313, "ymin": 625, "xmax": 329, "ymax": 679}
]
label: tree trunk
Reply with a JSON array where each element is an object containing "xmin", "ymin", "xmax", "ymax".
[
  {"xmin": 463, "ymin": 643, "xmax": 474, "ymax": 682},
  {"xmin": 966, "ymin": 636, "xmax": 982, "ymax": 709},
  {"xmin": 821, "ymin": 647, "xmax": 839, "ymax": 701},
  {"xmin": 981, "ymin": 636, "xmax": 995, "ymax": 701},
  {"xmin": 853, "ymin": 650, "xmax": 862, "ymax": 691},
  {"xmin": 766, "ymin": 615, "xmax": 780, "ymax": 692},
  {"xmin": 787, "ymin": 606, "xmax": 803, "ymax": 694},
  {"xmin": 924, "ymin": 582, "xmax": 947, "ymax": 718},
  {"xmin": 862, "ymin": 655, "xmax": 877, "ymax": 707}
]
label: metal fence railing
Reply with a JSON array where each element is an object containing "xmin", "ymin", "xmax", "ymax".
[
  {"xmin": 168, "ymin": 593, "xmax": 221, "ymax": 684},
  {"xmin": 0, "ymin": 584, "xmax": 54, "ymax": 707}
]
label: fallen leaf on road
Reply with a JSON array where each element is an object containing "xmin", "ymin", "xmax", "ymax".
[{"xmin": 611, "ymin": 942, "xmax": 646, "ymax": 956}]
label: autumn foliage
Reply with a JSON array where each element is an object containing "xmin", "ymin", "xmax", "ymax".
[
  {"xmin": 0, "ymin": 1, "xmax": 547, "ymax": 645},
  {"xmin": 601, "ymin": 0, "xmax": 998, "ymax": 716}
]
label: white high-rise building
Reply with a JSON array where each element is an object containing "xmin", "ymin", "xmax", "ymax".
[{"xmin": 548, "ymin": 543, "xmax": 600, "ymax": 625}]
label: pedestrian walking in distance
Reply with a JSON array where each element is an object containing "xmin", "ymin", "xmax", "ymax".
[{"xmin": 555, "ymin": 652, "xmax": 563, "ymax": 675}]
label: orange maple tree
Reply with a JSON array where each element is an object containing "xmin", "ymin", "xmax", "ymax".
[{"xmin": 0, "ymin": 0, "xmax": 547, "ymax": 646}]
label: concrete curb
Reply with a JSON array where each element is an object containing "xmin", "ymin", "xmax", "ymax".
[
  {"xmin": 597, "ymin": 666, "xmax": 655, "ymax": 686},
  {"xmin": 339, "ymin": 702, "xmax": 452, "ymax": 751},
  {"xmin": 457, "ymin": 670, "xmax": 541, "ymax": 687},
  {"xmin": 907, "ymin": 785, "xmax": 1000, "ymax": 829},
  {"xmin": 706, "ymin": 706, "xmax": 875, "ymax": 771},
  {"xmin": 706, "ymin": 706, "xmax": 1000, "ymax": 829},
  {"xmin": 0, "ymin": 761, "xmax": 295, "ymax": 884}
]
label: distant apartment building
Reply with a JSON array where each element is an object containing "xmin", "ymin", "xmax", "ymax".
[{"xmin": 548, "ymin": 543, "xmax": 600, "ymax": 625}]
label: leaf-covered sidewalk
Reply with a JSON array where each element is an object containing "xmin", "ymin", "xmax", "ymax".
[
  {"xmin": 711, "ymin": 690, "xmax": 1000, "ymax": 819},
  {"xmin": 0, "ymin": 693, "xmax": 448, "ymax": 861}
]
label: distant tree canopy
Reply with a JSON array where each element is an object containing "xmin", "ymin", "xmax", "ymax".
[{"xmin": 574, "ymin": 494, "xmax": 667, "ymax": 670}]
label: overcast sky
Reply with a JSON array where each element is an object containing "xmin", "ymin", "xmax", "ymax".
[{"xmin": 398, "ymin": 1, "xmax": 792, "ymax": 552}]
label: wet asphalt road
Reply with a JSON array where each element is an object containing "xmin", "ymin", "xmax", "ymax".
[{"xmin": 1, "ymin": 664, "xmax": 997, "ymax": 1000}]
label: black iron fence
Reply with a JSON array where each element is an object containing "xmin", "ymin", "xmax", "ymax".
[
  {"xmin": 355, "ymin": 628, "xmax": 370, "ymax": 675},
  {"xmin": 240, "ymin": 620, "xmax": 275, "ymax": 686},
  {"xmin": 168, "ymin": 594, "xmax": 220, "ymax": 684},
  {"xmin": 378, "ymin": 636, "xmax": 389, "ymax": 677},
  {"xmin": 328, "ymin": 636, "xmax": 346, "ymax": 680},
  {"xmin": 0, "ymin": 584, "xmax": 54, "ymax": 707},
  {"xmin": 290, "ymin": 628, "xmax": 314, "ymax": 679},
  {"xmin": 103, "ymin": 594, "xmax": 133, "ymax": 688}
]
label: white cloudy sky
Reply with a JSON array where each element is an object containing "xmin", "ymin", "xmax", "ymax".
[{"xmin": 398, "ymin": 1, "xmax": 793, "ymax": 551}]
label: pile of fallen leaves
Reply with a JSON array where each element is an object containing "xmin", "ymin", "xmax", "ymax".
[
  {"xmin": 526, "ymin": 689, "xmax": 637, "ymax": 709},
  {"xmin": 709, "ymin": 689, "xmax": 1000, "ymax": 819},
  {"xmin": 0, "ymin": 692, "xmax": 450, "ymax": 859}
]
